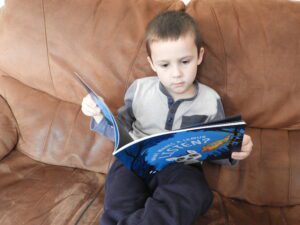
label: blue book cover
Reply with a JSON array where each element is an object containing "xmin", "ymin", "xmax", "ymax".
[
  {"xmin": 114, "ymin": 121, "xmax": 245, "ymax": 179},
  {"xmin": 75, "ymin": 72, "xmax": 246, "ymax": 179}
]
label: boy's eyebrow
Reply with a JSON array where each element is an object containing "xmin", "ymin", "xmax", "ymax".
[
  {"xmin": 180, "ymin": 55, "xmax": 193, "ymax": 60},
  {"xmin": 156, "ymin": 56, "xmax": 193, "ymax": 63},
  {"xmin": 156, "ymin": 59, "xmax": 169, "ymax": 63}
]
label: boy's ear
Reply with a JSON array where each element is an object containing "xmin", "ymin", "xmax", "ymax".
[
  {"xmin": 147, "ymin": 56, "xmax": 157, "ymax": 72},
  {"xmin": 197, "ymin": 47, "xmax": 205, "ymax": 65}
]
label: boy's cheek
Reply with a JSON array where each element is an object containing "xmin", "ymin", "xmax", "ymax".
[{"xmin": 157, "ymin": 74, "xmax": 170, "ymax": 84}]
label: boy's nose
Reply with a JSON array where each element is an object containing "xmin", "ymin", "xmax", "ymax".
[{"xmin": 171, "ymin": 64, "xmax": 183, "ymax": 78}]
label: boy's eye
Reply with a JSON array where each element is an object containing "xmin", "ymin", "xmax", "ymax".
[
  {"xmin": 160, "ymin": 64, "xmax": 169, "ymax": 68},
  {"xmin": 182, "ymin": 60, "xmax": 190, "ymax": 64}
]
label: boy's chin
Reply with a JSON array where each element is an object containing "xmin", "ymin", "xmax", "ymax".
[
  {"xmin": 172, "ymin": 85, "xmax": 189, "ymax": 93},
  {"xmin": 170, "ymin": 86, "xmax": 196, "ymax": 99}
]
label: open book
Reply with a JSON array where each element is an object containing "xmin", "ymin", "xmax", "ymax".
[{"xmin": 75, "ymin": 72, "xmax": 246, "ymax": 179}]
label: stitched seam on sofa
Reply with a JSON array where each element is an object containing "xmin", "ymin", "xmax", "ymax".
[
  {"xmin": 251, "ymin": 0, "xmax": 269, "ymax": 47},
  {"xmin": 287, "ymin": 130, "xmax": 291, "ymax": 204},
  {"xmin": 259, "ymin": 129, "xmax": 263, "ymax": 203},
  {"xmin": 67, "ymin": 170, "xmax": 98, "ymax": 225},
  {"xmin": 0, "ymin": 76, "xmax": 22, "ymax": 139},
  {"xmin": 0, "ymin": 92, "xmax": 21, "ymax": 146},
  {"xmin": 230, "ymin": 1, "xmax": 247, "ymax": 62},
  {"xmin": 125, "ymin": 37, "xmax": 145, "ymax": 92},
  {"xmin": 40, "ymin": 99, "xmax": 61, "ymax": 161},
  {"xmin": 41, "ymin": 0, "xmax": 57, "ymax": 96},
  {"xmin": 230, "ymin": 1, "xmax": 256, "ymax": 74},
  {"xmin": 96, "ymin": 1, "xmax": 133, "ymax": 85},
  {"xmin": 93, "ymin": 0, "xmax": 104, "ymax": 21},
  {"xmin": 217, "ymin": 193, "xmax": 230, "ymax": 225},
  {"xmin": 60, "ymin": 106, "xmax": 80, "ymax": 168},
  {"xmin": 208, "ymin": 3, "xmax": 228, "ymax": 97},
  {"xmin": 280, "ymin": 207, "xmax": 289, "ymax": 225},
  {"xmin": 124, "ymin": 0, "xmax": 148, "ymax": 92},
  {"xmin": 74, "ymin": 181, "xmax": 106, "ymax": 225}
]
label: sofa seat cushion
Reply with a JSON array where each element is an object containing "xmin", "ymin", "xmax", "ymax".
[
  {"xmin": 74, "ymin": 189, "xmax": 300, "ymax": 225},
  {"xmin": 76, "ymin": 187, "xmax": 106, "ymax": 225},
  {"xmin": 195, "ymin": 192, "xmax": 300, "ymax": 225},
  {"xmin": 0, "ymin": 150, "xmax": 105, "ymax": 225}
]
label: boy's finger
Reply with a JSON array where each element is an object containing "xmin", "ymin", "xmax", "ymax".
[
  {"xmin": 82, "ymin": 104, "xmax": 94, "ymax": 112},
  {"xmin": 231, "ymin": 151, "xmax": 249, "ymax": 160},
  {"xmin": 82, "ymin": 103, "xmax": 98, "ymax": 114},
  {"xmin": 81, "ymin": 106, "xmax": 93, "ymax": 116},
  {"xmin": 84, "ymin": 97, "xmax": 97, "ymax": 108},
  {"xmin": 83, "ymin": 107, "xmax": 101, "ymax": 117},
  {"xmin": 83, "ymin": 98, "xmax": 101, "ymax": 110},
  {"xmin": 243, "ymin": 135, "xmax": 253, "ymax": 148},
  {"xmin": 85, "ymin": 104, "xmax": 100, "ymax": 113}
]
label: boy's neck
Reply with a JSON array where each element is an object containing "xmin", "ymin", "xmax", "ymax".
[
  {"xmin": 159, "ymin": 82, "xmax": 198, "ymax": 102},
  {"xmin": 172, "ymin": 85, "xmax": 196, "ymax": 101}
]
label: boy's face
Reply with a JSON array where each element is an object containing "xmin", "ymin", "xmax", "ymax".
[{"xmin": 147, "ymin": 33, "xmax": 204, "ymax": 100}]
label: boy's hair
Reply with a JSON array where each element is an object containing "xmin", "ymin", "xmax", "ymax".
[{"xmin": 145, "ymin": 10, "xmax": 202, "ymax": 58}]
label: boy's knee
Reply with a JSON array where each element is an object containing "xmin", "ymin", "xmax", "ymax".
[
  {"xmin": 181, "ymin": 166, "xmax": 214, "ymax": 215},
  {"xmin": 198, "ymin": 188, "xmax": 214, "ymax": 215}
]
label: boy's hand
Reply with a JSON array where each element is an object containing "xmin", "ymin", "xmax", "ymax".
[
  {"xmin": 231, "ymin": 134, "xmax": 253, "ymax": 160},
  {"xmin": 81, "ymin": 94, "xmax": 104, "ymax": 123}
]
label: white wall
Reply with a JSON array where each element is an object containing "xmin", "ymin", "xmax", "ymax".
[{"xmin": 181, "ymin": 0, "xmax": 191, "ymax": 6}]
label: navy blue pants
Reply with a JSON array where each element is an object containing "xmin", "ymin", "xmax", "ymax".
[{"xmin": 100, "ymin": 159, "xmax": 213, "ymax": 225}]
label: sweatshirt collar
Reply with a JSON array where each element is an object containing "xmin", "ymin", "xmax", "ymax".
[{"xmin": 159, "ymin": 81, "xmax": 199, "ymax": 105}]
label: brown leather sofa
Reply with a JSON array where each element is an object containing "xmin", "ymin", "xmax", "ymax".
[{"xmin": 0, "ymin": 0, "xmax": 299, "ymax": 224}]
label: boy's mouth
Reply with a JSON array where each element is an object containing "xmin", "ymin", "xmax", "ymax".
[{"xmin": 172, "ymin": 82, "xmax": 185, "ymax": 87}]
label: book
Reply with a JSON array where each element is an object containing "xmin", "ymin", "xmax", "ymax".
[{"xmin": 75, "ymin": 72, "xmax": 246, "ymax": 179}]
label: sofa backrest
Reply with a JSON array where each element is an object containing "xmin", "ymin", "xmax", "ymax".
[
  {"xmin": 0, "ymin": 0, "xmax": 184, "ymax": 173},
  {"xmin": 186, "ymin": 0, "xmax": 300, "ymax": 206}
]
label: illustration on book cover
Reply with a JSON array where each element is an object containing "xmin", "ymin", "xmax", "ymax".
[{"xmin": 117, "ymin": 126, "xmax": 244, "ymax": 178}]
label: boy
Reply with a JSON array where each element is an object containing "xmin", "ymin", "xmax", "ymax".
[{"xmin": 82, "ymin": 11, "xmax": 253, "ymax": 225}]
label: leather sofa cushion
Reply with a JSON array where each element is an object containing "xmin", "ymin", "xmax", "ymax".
[
  {"xmin": 186, "ymin": 0, "xmax": 300, "ymax": 206},
  {"xmin": 194, "ymin": 191, "xmax": 300, "ymax": 225},
  {"xmin": 0, "ymin": 0, "xmax": 184, "ymax": 172},
  {"xmin": 204, "ymin": 127, "xmax": 300, "ymax": 206},
  {"xmin": 187, "ymin": 0, "xmax": 300, "ymax": 129},
  {"xmin": 0, "ymin": 150, "xmax": 105, "ymax": 225},
  {"xmin": 0, "ymin": 75, "xmax": 114, "ymax": 173},
  {"xmin": 0, "ymin": 0, "xmax": 184, "ymax": 112}
]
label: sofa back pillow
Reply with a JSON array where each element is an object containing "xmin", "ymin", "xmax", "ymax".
[
  {"xmin": 0, "ymin": 0, "xmax": 184, "ymax": 112},
  {"xmin": 0, "ymin": 0, "xmax": 184, "ymax": 172}
]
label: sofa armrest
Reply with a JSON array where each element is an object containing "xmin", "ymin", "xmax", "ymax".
[{"xmin": 0, "ymin": 96, "xmax": 18, "ymax": 160}]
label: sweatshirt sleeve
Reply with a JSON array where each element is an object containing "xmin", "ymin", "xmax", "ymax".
[
  {"xmin": 90, "ymin": 80, "xmax": 138, "ymax": 142},
  {"xmin": 90, "ymin": 117, "xmax": 115, "ymax": 142},
  {"xmin": 117, "ymin": 80, "xmax": 138, "ymax": 132}
]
